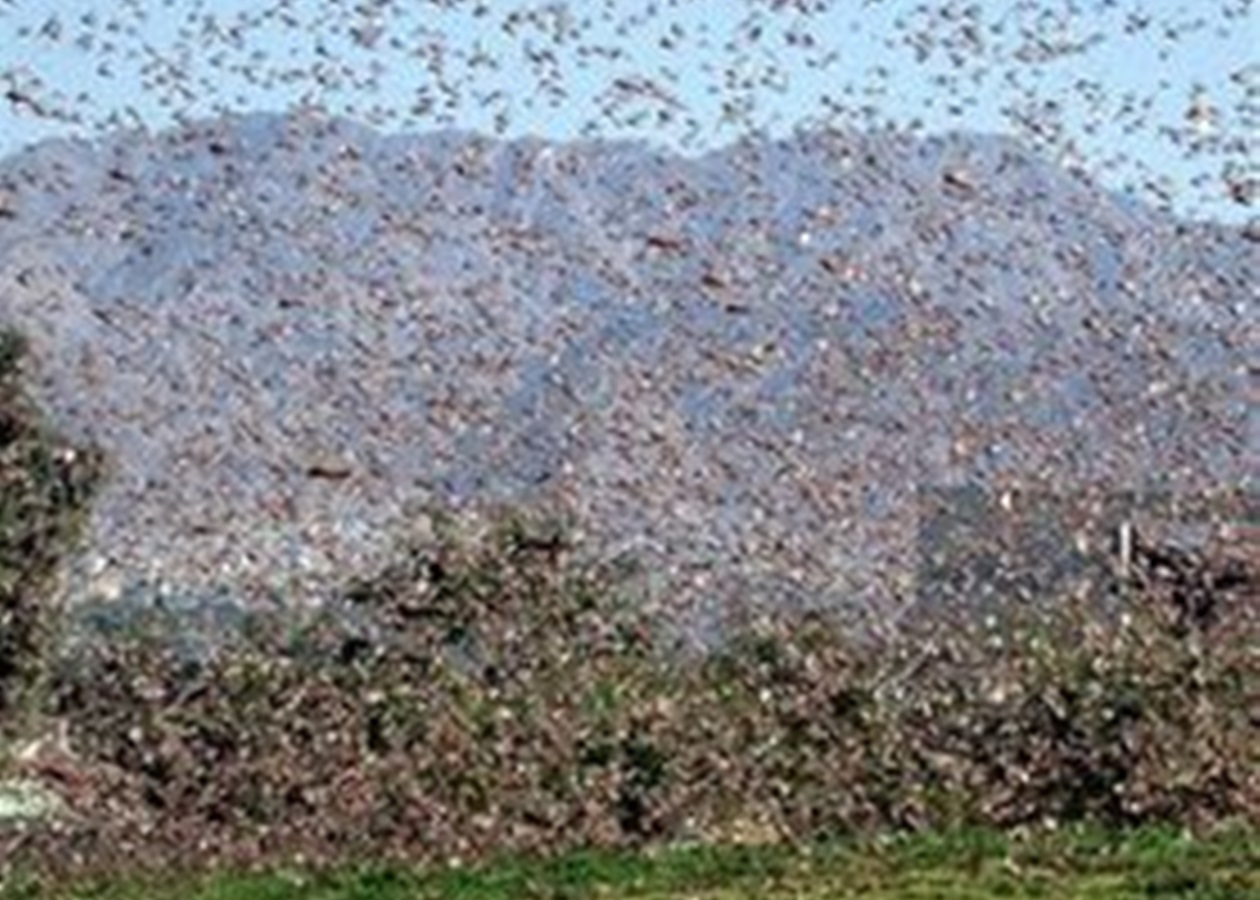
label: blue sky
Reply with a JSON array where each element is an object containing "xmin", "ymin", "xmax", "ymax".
[{"xmin": 1, "ymin": 0, "xmax": 1255, "ymax": 224}]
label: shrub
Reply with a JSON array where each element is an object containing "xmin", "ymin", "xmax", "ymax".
[
  {"xmin": 0, "ymin": 328, "xmax": 105, "ymax": 751},
  {"xmin": 8, "ymin": 497, "xmax": 1255, "ymax": 883}
]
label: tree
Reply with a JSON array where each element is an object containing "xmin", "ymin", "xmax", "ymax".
[{"xmin": 0, "ymin": 328, "xmax": 105, "ymax": 756}]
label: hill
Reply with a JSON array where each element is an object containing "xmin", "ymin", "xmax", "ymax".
[{"xmin": 0, "ymin": 111, "xmax": 1253, "ymax": 651}]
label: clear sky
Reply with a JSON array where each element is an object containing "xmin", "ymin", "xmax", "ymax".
[{"xmin": 1, "ymin": 0, "xmax": 1255, "ymax": 224}]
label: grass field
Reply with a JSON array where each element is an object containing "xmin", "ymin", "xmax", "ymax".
[{"xmin": 2, "ymin": 826, "xmax": 1256, "ymax": 899}]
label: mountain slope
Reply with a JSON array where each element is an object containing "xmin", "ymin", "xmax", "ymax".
[{"xmin": 0, "ymin": 111, "xmax": 1254, "ymax": 649}]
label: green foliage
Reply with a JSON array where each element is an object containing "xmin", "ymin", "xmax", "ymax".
[
  {"xmin": 3, "ymin": 495, "xmax": 1255, "ymax": 887},
  {"xmin": 0, "ymin": 328, "xmax": 105, "ymax": 748}
]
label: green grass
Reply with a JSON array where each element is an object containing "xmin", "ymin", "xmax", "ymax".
[{"xmin": 3, "ymin": 826, "xmax": 1255, "ymax": 899}]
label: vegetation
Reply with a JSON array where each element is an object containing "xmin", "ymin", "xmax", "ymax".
[
  {"xmin": 0, "ymin": 496, "xmax": 1251, "ymax": 886},
  {"xmin": 1, "ymin": 825, "xmax": 1256, "ymax": 898},
  {"xmin": 0, "ymin": 328, "xmax": 104, "ymax": 753},
  {"xmin": 0, "ymin": 325, "xmax": 1254, "ymax": 894}
]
